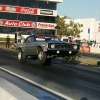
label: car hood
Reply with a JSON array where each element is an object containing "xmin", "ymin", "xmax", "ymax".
[{"xmin": 47, "ymin": 40, "xmax": 77, "ymax": 45}]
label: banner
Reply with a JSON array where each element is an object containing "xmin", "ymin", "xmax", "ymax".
[
  {"xmin": 0, "ymin": 4, "xmax": 37, "ymax": 15},
  {"xmin": 0, "ymin": 19, "xmax": 56, "ymax": 29},
  {"xmin": 0, "ymin": 19, "xmax": 37, "ymax": 28},
  {"xmin": 80, "ymin": 46, "xmax": 90, "ymax": 52},
  {"xmin": 0, "ymin": 4, "xmax": 59, "ymax": 17}
]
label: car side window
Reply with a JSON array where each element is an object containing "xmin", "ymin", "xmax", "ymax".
[
  {"xmin": 25, "ymin": 36, "xmax": 35, "ymax": 43},
  {"xmin": 31, "ymin": 36, "xmax": 35, "ymax": 42},
  {"xmin": 26, "ymin": 37, "xmax": 31, "ymax": 43}
]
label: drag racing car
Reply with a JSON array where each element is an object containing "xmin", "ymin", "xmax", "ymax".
[{"xmin": 16, "ymin": 34, "xmax": 80, "ymax": 65}]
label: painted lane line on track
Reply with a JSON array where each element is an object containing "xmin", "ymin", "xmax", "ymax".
[{"xmin": 0, "ymin": 67, "xmax": 74, "ymax": 100}]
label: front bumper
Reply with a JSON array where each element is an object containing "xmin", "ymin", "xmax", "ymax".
[{"xmin": 45, "ymin": 49, "xmax": 79, "ymax": 57}]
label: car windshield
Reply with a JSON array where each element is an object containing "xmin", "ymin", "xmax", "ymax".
[{"xmin": 36, "ymin": 35, "xmax": 60, "ymax": 42}]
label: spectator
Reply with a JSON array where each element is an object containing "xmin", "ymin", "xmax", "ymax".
[
  {"xmin": 90, "ymin": 39, "xmax": 93, "ymax": 42},
  {"xmin": 17, "ymin": 33, "xmax": 22, "ymax": 43},
  {"xmin": 73, "ymin": 35, "xmax": 81, "ymax": 44},
  {"xmin": 61, "ymin": 34, "xmax": 68, "ymax": 42},
  {"xmin": 82, "ymin": 39, "xmax": 88, "ymax": 46},
  {"xmin": 74, "ymin": 35, "xmax": 82, "ymax": 57},
  {"xmin": 21, "ymin": 35, "xmax": 25, "ymax": 43},
  {"xmin": 6, "ymin": 34, "xmax": 10, "ymax": 48},
  {"xmin": 68, "ymin": 37, "xmax": 73, "ymax": 42}
]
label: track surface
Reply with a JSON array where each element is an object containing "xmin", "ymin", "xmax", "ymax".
[{"xmin": 0, "ymin": 48, "xmax": 100, "ymax": 100}]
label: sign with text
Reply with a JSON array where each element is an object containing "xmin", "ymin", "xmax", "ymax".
[
  {"xmin": 0, "ymin": 19, "xmax": 37, "ymax": 28},
  {"xmin": 40, "ymin": 10, "xmax": 53, "ymax": 15},
  {"xmin": 37, "ymin": 22, "xmax": 56, "ymax": 29},
  {"xmin": 0, "ymin": 4, "xmax": 38, "ymax": 15},
  {"xmin": 0, "ymin": 4, "xmax": 58, "ymax": 16},
  {"xmin": 0, "ymin": 19, "xmax": 56, "ymax": 29},
  {"xmin": 38, "ymin": 9, "xmax": 57, "ymax": 16}
]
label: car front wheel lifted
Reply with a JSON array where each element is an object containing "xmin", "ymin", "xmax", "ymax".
[{"xmin": 37, "ymin": 47, "xmax": 52, "ymax": 65}]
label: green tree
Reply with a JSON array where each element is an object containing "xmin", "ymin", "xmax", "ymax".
[
  {"xmin": 67, "ymin": 20, "xmax": 83, "ymax": 36},
  {"xmin": 56, "ymin": 16, "xmax": 83, "ymax": 37},
  {"xmin": 56, "ymin": 16, "xmax": 68, "ymax": 36}
]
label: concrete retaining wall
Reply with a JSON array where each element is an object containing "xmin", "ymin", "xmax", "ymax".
[
  {"xmin": 0, "ymin": 87, "xmax": 18, "ymax": 100},
  {"xmin": 0, "ymin": 34, "xmax": 29, "ymax": 38},
  {"xmin": 90, "ymin": 47, "xmax": 100, "ymax": 53}
]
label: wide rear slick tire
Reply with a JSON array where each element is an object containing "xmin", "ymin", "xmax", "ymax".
[
  {"xmin": 18, "ymin": 49, "xmax": 26, "ymax": 63},
  {"xmin": 37, "ymin": 47, "xmax": 52, "ymax": 65}
]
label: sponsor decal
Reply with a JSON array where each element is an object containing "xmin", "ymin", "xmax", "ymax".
[
  {"xmin": 40, "ymin": 10, "xmax": 53, "ymax": 15},
  {"xmin": 0, "ymin": 4, "xmax": 37, "ymax": 15},
  {"xmin": 20, "ymin": 7, "xmax": 37, "ymax": 14},
  {"xmin": 37, "ymin": 22, "xmax": 56, "ymax": 29},
  {"xmin": 32, "ymin": 22, "xmax": 37, "ymax": 28},
  {"xmin": 5, "ymin": 6, "xmax": 16, "ymax": 12},
  {"xmin": 0, "ymin": 6, "xmax": 2, "ymax": 10},
  {"xmin": 1, "ymin": 19, "xmax": 37, "ymax": 28}
]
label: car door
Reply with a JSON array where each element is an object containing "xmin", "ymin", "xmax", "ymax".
[
  {"xmin": 24, "ymin": 36, "xmax": 34, "ymax": 55},
  {"xmin": 24, "ymin": 35, "xmax": 37, "ymax": 55},
  {"xmin": 29, "ymin": 35, "xmax": 37, "ymax": 55}
]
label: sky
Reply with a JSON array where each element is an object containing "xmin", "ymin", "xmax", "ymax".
[{"xmin": 57, "ymin": 0, "xmax": 100, "ymax": 20}]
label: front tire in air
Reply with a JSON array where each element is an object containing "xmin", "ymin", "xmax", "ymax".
[
  {"xmin": 37, "ymin": 47, "xmax": 47, "ymax": 65},
  {"xmin": 37, "ymin": 47, "xmax": 52, "ymax": 65}
]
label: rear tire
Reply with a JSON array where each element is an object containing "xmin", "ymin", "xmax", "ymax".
[{"xmin": 18, "ymin": 49, "xmax": 26, "ymax": 63}]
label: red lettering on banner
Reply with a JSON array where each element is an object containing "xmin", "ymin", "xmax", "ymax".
[
  {"xmin": 38, "ymin": 23, "xmax": 55, "ymax": 29},
  {"xmin": 0, "ymin": 4, "xmax": 37, "ymax": 15},
  {"xmin": 5, "ymin": 21, "xmax": 18, "ymax": 26},
  {"xmin": 1, "ymin": 20, "xmax": 37, "ymax": 28},
  {"xmin": 18, "ymin": 22, "xmax": 31, "ymax": 27},
  {"xmin": 20, "ymin": 8, "xmax": 35, "ymax": 14}
]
